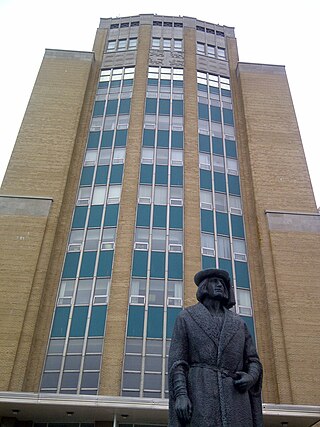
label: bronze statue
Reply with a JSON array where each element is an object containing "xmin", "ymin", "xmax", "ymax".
[{"xmin": 168, "ymin": 268, "xmax": 263, "ymax": 426}]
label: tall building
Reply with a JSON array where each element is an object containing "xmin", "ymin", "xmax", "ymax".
[{"xmin": 0, "ymin": 14, "xmax": 319, "ymax": 427}]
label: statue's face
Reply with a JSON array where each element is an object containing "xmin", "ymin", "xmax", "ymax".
[{"xmin": 207, "ymin": 277, "xmax": 228, "ymax": 301}]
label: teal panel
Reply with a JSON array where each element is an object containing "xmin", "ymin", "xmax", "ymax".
[
  {"xmin": 147, "ymin": 307, "xmax": 164, "ymax": 338},
  {"xmin": 171, "ymin": 131, "xmax": 183, "ymax": 148},
  {"xmin": 157, "ymin": 130, "xmax": 169, "ymax": 147},
  {"xmin": 168, "ymin": 253, "xmax": 183, "ymax": 279},
  {"xmin": 231, "ymin": 214, "xmax": 244, "ymax": 238},
  {"xmin": 228, "ymin": 175, "xmax": 241, "ymax": 195},
  {"xmin": 201, "ymin": 209, "xmax": 214, "ymax": 233},
  {"xmin": 62, "ymin": 252, "xmax": 80, "ymax": 278},
  {"xmin": 198, "ymin": 103, "xmax": 209, "ymax": 120},
  {"xmin": 51, "ymin": 307, "xmax": 70, "ymax": 337},
  {"xmin": 101, "ymin": 130, "xmax": 114, "ymax": 148},
  {"xmin": 240, "ymin": 316, "xmax": 255, "ymax": 344},
  {"xmin": 173, "ymin": 80, "xmax": 183, "ymax": 88},
  {"xmin": 160, "ymin": 79, "xmax": 171, "ymax": 87},
  {"xmin": 123, "ymin": 79, "xmax": 133, "ymax": 86},
  {"xmin": 143, "ymin": 129, "xmax": 155, "ymax": 147},
  {"xmin": 98, "ymin": 81, "xmax": 108, "ymax": 89},
  {"xmin": 202, "ymin": 255, "xmax": 216, "ymax": 269},
  {"xmin": 70, "ymin": 306, "xmax": 89, "ymax": 337},
  {"xmin": 167, "ymin": 308, "xmax": 182, "ymax": 338},
  {"xmin": 80, "ymin": 166, "xmax": 94, "ymax": 186},
  {"xmin": 148, "ymin": 78, "xmax": 158, "ymax": 86},
  {"xmin": 169, "ymin": 206, "xmax": 183, "ymax": 229},
  {"xmin": 127, "ymin": 305, "xmax": 144, "ymax": 337},
  {"xmin": 198, "ymin": 83, "xmax": 207, "ymax": 92},
  {"xmin": 119, "ymin": 98, "xmax": 131, "ymax": 114},
  {"xmin": 110, "ymin": 80, "xmax": 121, "ymax": 88},
  {"xmin": 106, "ymin": 99, "xmax": 118, "ymax": 115},
  {"xmin": 88, "ymin": 205, "xmax": 103, "ymax": 227},
  {"xmin": 145, "ymin": 98, "xmax": 157, "ymax": 114},
  {"xmin": 235, "ymin": 261, "xmax": 250, "ymax": 288},
  {"xmin": 150, "ymin": 251, "xmax": 165, "ymax": 278},
  {"xmin": 226, "ymin": 139, "xmax": 237, "ymax": 158},
  {"xmin": 80, "ymin": 252, "xmax": 97, "ymax": 278},
  {"xmin": 155, "ymin": 165, "xmax": 168, "ymax": 185},
  {"xmin": 159, "ymin": 99, "xmax": 170, "ymax": 115},
  {"xmin": 172, "ymin": 100, "xmax": 183, "ymax": 116},
  {"xmin": 212, "ymin": 137, "xmax": 223, "ymax": 155},
  {"xmin": 209, "ymin": 86, "xmax": 219, "ymax": 95},
  {"xmin": 153, "ymin": 205, "xmax": 167, "ymax": 228},
  {"xmin": 132, "ymin": 250, "xmax": 148, "ymax": 277},
  {"xmin": 97, "ymin": 250, "xmax": 114, "ymax": 277},
  {"xmin": 200, "ymin": 169, "xmax": 212, "ymax": 190},
  {"xmin": 136, "ymin": 204, "xmax": 151, "ymax": 227},
  {"xmin": 171, "ymin": 166, "xmax": 183, "ymax": 186},
  {"xmin": 210, "ymin": 106, "xmax": 221, "ymax": 122},
  {"xmin": 140, "ymin": 164, "xmax": 153, "ymax": 184},
  {"xmin": 218, "ymin": 258, "xmax": 233, "ymax": 280},
  {"xmin": 93, "ymin": 101, "xmax": 105, "ymax": 117},
  {"xmin": 89, "ymin": 305, "xmax": 107, "ymax": 336},
  {"xmin": 221, "ymin": 88, "xmax": 231, "ymax": 97},
  {"xmin": 88, "ymin": 131, "xmax": 100, "ymax": 149},
  {"xmin": 214, "ymin": 172, "xmax": 226, "ymax": 193},
  {"xmin": 216, "ymin": 212, "xmax": 229, "ymax": 235},
  {"xmin": 199, "ymin": 134, "xmax": 210, "ymax": 153},
  {"xmin": 115, "ymin": 129, "xmax": 127, "ymax": 146},
  {"xmin": 72, "ymin": 206, "xmax": 88, "ymax": 229},
  {"xmin": 95, "ymin": 165, "xmax": 109, "ymax": 184},
  {"xmin": 223, "ymin": 108, "xmax": 234, "ymax": 125},
  {"xmin": 104, "ymin": 204, "xmax": 119, "ymax": 227},
  {"xmin": 110, "ymin": 164, "xmax": 123, "ymax": 184}
]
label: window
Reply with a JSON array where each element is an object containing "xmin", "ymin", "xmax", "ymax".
[
  {"xmin": 138, "ymin": 185, "xmax": 152, "ymax": 204},
  {"xmin": 84, "ymin": 229, "xmax": 100, "ymax": 251},
  {"xmin": 217, "ymin": 236, "xmax": 231, "ymax": 259},
  {"xmin": 213, "ymin": 156, "xmax": 225, "ymax": 173},
  {"xmin": 130, "ymin": 278, "xmax": 146, "ymax": 304},
  {"xmin": 113, "ymin": 147, "xmax": 126, "ymax": 164},
  {"xmin": 135, "ymin": 227, "xmax": 149, "ymax": 250},
  {"xmin": 68, "ymin": 229, "xmax": 84, "ymax": 252},
  {"xmin": 84, "ymin": 150, "xmax": 98, "ymax": 166},
  {"xmin": 167, "ymin": 280, "xmax": 183, "ymax": 306},
  {"xmin": 200, "ymin": 190, "xmax": 213, "ymax": 210},
  {"xmin": 154, "ymin": 186, "xmax": 168, "ymax": 205},
  {"xmin": 118, "ymin": 39, "xmax": 127, "ymax": 51},
  {"xmin": 152, "ymin": 38, "xmax": 160, "ymax": 49},
  {"xmin": 233, "ymin": 239, "xmax": 247, "ymax": 261},
  {"xmin": 107, "ymin": 40, "xmax": 116, "ymax": 51},
  {"xmin": 207, "ymin": 44, "xmax": 215, "ymax": 57},
  {"xmin": 199, "ymin": 152, "xmax": 211, "ymax": 170},
  {"xmin": 98, "ymin": 148, "xmax": 111, "ymax": 165},
  {"xmin": 163, "ymin": 39, "xmax": 171, "ymax": 50},
  {"xmin": 227, "ymin": 158, "xmax": 238, "ymax": 175},
  {"xmin": 58, "ymin": 280, "xmax": 75, "ymax": 305},
  {"xmin": 201, "ymin": 233, "xmax": 215, "ymax": 256},
  {"xmin": 174, "ymin": 39, "xmax": 182, "ymax": 51},
  {"xmin": 128, "ymin": 38, "xmax": 137, "ymax": 50},
  {"xmin": 229, "ymin": 195, "xmax": 242, "ymax": 215},
  {"xmin": 237, "ymin": 289, "xmax": 252, "ymax": 316},
  {"xmin": 94, "ymin": 278, "xmax": 109, "ymax": 304},
  {"xmin": 77, "ymin": 187, "xmax": 91, "ymax": 205},
  {"xmin": 215, "ymin": 192, "xmax": 227, "ymax": 212},
  {"xmin": 197, "ymin": 42, "xmax": 205, "ymax": 54},
  {"xmin": 149, "ymin": 279, "xmax": 165, "ymax": 305},
  {"xmin": 75, "ymin": 279, "xmax": 93, "ymax": 304},
  {"xmin": 107, "ymin": 185, "xmax": 121, "ymax": 204},
  {"xmin": 92, "ymin": 186, "xmax": 107, "ymax": 205},
  {"xmin": 217, "ymin": 47, "xmax": 226, "ymax": 59}
]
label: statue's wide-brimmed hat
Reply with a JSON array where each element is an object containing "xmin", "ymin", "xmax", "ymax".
[{"xmin": 194, "ymin": 268, "xmax": 235, "ymax": 308}]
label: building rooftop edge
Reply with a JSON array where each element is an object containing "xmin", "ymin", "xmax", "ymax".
[{"xmin": 44, "ymin": 48, "xmax": 94, "ymax": 60}]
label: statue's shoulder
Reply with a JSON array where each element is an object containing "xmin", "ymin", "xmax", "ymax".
[{"xmin": 177, "ymin": 303, "xmax": 200, "ymax": 319}]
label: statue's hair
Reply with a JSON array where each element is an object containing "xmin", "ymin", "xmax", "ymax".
[{"xmin": 196, "ymin": 278, "xmax": 229, "ymax": 305}]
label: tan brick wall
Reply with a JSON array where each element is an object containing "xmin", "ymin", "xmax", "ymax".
[
  {"xmin": 99, "ymin": 25, "xmax": 151, "ymax": 396},
  {"xmin": 183, "ymin": 27, "xmax": 201, "ymax": 307},
  {"xmin": 0, "ymin": 28, "xmax": 107, "ymax": 391},
  {"xmin": 227, "ymin": 36, "xmax": 319, "ymax": 406}
]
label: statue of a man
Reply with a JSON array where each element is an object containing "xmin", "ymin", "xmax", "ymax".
[{"xmin": 168, "ymin": 269, "xmax": 263, "ymax": 426}]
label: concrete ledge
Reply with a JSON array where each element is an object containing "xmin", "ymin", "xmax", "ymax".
[
  {"xmin": 266, "ymin": 210, "xmax": 320, "ymax": 233},
  {"xmin": 45, "ymin": 48, "xmax": 94, "ymax": 61},
  {"xmin": 0, "ymin": 195, "xmax": 52, "ymax": 217},
  {"xmin": 237, "ymin": 62, "xmax": 286, "ymax": 75}
]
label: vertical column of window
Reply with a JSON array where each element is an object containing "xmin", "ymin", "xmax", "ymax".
[
  {"xmin": 41, "ymin": 68, "xmax": 134, "ymax": 394},
  {"xmin": 198, "ymin": 72, "xmax": 217, "ymax": 270}
]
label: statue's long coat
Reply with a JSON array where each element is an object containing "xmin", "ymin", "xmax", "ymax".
[{"xmin": 168, "ymin": 303, "xmax": 263, "ymax": 427}]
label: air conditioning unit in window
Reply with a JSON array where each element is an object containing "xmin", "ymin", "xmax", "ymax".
[
  {"xmin": 77, "ymin": 198, "xmax": 90, "ymax": 206},
  {"xmin": 170, "ymin": 198, "xmax": 183, "ymax": 206},
  {"xmin": 107, "ymin": 197, "xmax": 120, "ymax": 204},
  {"xmin": 169, "ymin": 244, "xmax": 183, "ymax": 252},
  {"xmin": 199, "ymin": 163, "xmax": 211, "ymax": 171},
  {"xmin": 200, "ymin": 202, "xmax": 213, "ymax": 210},
  {"xmin": 130, "ymin": 295, "xmax": 145, "ymax": 304},
  {"xmin": 68, "ymin": 243, "xmax": 82, "ymax": 252},
  {"xmin": 142, "ymin": 158, "xmax": 153, "ymax": 164},
  {"xmin": 201, "ymin": 247, "xmax": 215, "ymax": 256},
  {"xmin": 230, "ymin": 207, "xmax": 242, "ymax": 215},
  {"xmin": 238, "ymin": 306, "xmax": 252, "ymax": 316},
  {"xmin": 84, "ymin": 160, "xmax": 96, "ymax": 167},
  {"xmin": 113, "ymin": 158, "xmax": 125, "ymax": 164},
  {"xmin": 90, "ymin": 126, "xmax": 101, "ymax": 131},
  {"xmin": 172, "ymin": 160, "xmax": 183, "ymax": 166},
  {"xmin": 101, "ymin": 242, "xmax": 115, "ymax": 250},
  {"xmin": 227, "ymin": 168, "xmax": 238, "ymax": 176},
  {"xmin": 138, "ymin": 197, "xmax": 151, "ymax": 204},
  {"xmin": 234, "ymin": 252, "xmax": 247, "ymax": 261},
  {"xmin": 214, "ymin": 165, "xmax": 224, "ymax": 173},
  {"xmin": 93, "ymin": 295, "xmax": 109, "ymax": 304},
  {"xmin": 58, "ymin": 296, "xmax": 73, "ymax": 306},
  {"xmin": 167, "ymin": 297, "xmax": 182, "ymax": 307},
  {"xmin": 134, "ymin": 242, "xmax": 149, "ymax": 250}
]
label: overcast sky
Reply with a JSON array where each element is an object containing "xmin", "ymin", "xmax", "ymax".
[{"xmin": 0, "ymin": 0, "xmax": 319, "ymax": 207}]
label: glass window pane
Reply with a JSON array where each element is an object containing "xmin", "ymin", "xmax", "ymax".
[
  {"xmin": 44, "ymin": 355, "xmax": 62, "ymax": 371},
  {"xmin": 84, "ymin": 229, "xmax": 100, "ymax": 251},
  {"xmin": 124, "ymin": 354, "xmax": 142, "ymax": 371},
  {"xmin": 48, "ymin": 339, "xmax": 65, "ymax": 354},
  {"xmin": 233, "ymin": 238, "xmax": 246, "ymax": 255},
  {"xmin": 123, "ymin": 372, "xmax": 141, "ymax": 389},
  {"xmin": 217, "ymin": 236, "xmax": 231, "ymax": 259},
  {"xmin": 125, "ymin": 338, "xmax": 143, "ymax": 354},
  {"xmin": 67, "ymin": 338, "xmax": 84, "ymax": 354},
  {"xmin": 151, "ymin": 228, "xmax": 166, "ymax": 250},
  {"xmin": 75, "ymin": 279, "xmax": 93, "ymax": 304},
  {"xmin": 144, "ymin": 373, "xmax": 162, "ymax": 390},
  {"xmin": 145, "ymin": 356, "xmax": 162, "ymax": 372},
  {"xmin": 92, "ymin": 186, "xmax": 107, "ymax": 205},
  {"xmin": 64, "ymin": 355, "xmax": 82, "ymax": 370},
  {"xmin": 154, "ymin": 186, "xmax": 168, "ymax": 205},
  {"xmin": 149, "ymin": 279, "xmax": 165, "ymax": 305},
  {"xmin": 86, "ymin": 338, "xmax": 103, "ymax": 353},
  {"xmin": 84, "ymin": 354, "xmax": 101, "ymax": 370},
  {"xmin": 81, "ymin": 372, "xmax": 99, "ymax": 388},
  {"xmin": 61, "ymin": 372, "xmax": 79, "ymax": 388}
]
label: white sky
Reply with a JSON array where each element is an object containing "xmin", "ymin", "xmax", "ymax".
[{"xmin": 0, "ymin": 0, "xmax": 319, "ymax": 207}]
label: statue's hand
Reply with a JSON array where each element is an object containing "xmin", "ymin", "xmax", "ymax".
[
  {"xmin": 234, "ymin": 371, "xmax": 254, "ymax": 393},
  {"xmin": 175, "ymin": 395, "xmax": 192, "ymax": 423}
]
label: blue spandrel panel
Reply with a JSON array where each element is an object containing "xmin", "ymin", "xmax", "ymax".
[
  {"xmin": 70, "ymin": 306, "xmax": 89, "ymax": 337},
  {"xmin": 172, "ymin": 100, "xmax": 183, "ymax": 116},
  {"xmin": 127, "ymin": 305, "xmax": 144, "ymax": 337},
  {"xmin": 226, "ymin": 139, "xmax": 237, "ymax": 158},
  {"xmin": 168, "ymin": 253, "xmax": 183, "ymax": 279},
  {"xmin": 231, "ymin": 214, "xmax": 245, "ymax": 238},
  {"xmin": 147, "ymin": 307, "xmax": 164, "ymax": 338},
  {"xmin": 201, "ymin": 209, "xmax": 214, "ymax": 233},
  {"xmin": 110, "ymin": 164, "xmax": 124, "ymax": 184},
  {"xmin": 199, "ymin": 134, "xmax": 210, "ymax": 153},
  {"xmin": 157, "ymin": 130, "xmax": 169, "ymax": 147},
  {"xmin": 153, "ymin": 205, "xmax": 167, "ymax": 228},
  {"xmin": 145, "ymin": 98, "xmax": 157, "ymax": 114},
  {"xmin": 202, "ymin": 255, "xmax": 216, "ymax": 269},
  {"xmin": 132, "ymin": 250, "xmax": 148, "ymax": 277},
  {"xmin": 104, "ymin": 204, "xmax": 119, "ymax": 227},
  {"xmin": 228, "ymin": 175, "xmax": 241, "ymax": 195},
  {"xmin": 136, "ymin": 204, "xmax": 151, "ymax": 227},
  {"xmin": 143, "ymin": 129, "xmax": 155, "ymax": 147},
  {"xmin": 95, "ymin": 165, "xmax": 109, "ymax": 185},
  {"xmin": 88, "ymin": 131, "xmax": 100, "ymax": 149},
  {"xmin": 119, "ymin": 98, "xmax": 131, "ymax": 114},
  {"xmin": 72, "ymin": 206, "xmax": 88, "ymax": 229},
  {"xmin": 223, "ymin": 108, "xmax": 234, "ymax": 126},
  {"xmin": 169, "ymin": 206, "xmax": 183, "ymax": 229},
  {"xmin": 210, "ymin": 106, "xmax": 221, "ymax": 122},
  {"xmin": 140, "ymin": 164, "xmax": 153, "ymax": 184},
  {"xmin": 218, "ymin": 258, "xmax": 233, "ymax": 281},
  {"xmin": 115, "ymin": 129, "xmax": 128, "ymax": 147},
  {"xmin": 167, "ymin": 307, "xmax": 182, "ymax": 338},
  {"xmin": 106, "ymin": 99, "xmax": 118, "ymax": 116},
  {"xmin": 88, "ymin": 205, "xmax": 103, "ymax": 228},
  {"xmin": 235, "ymin": 261, "xmax": 250, "ymax": 288},
  {"xmin": 155, "ymin": 165, "xmax": 168, "ymax": 185},
  {"xmin": 216, "ymin": 212, "xmax": 229, "ymax": 235},
  {"xmin": 62, "ymin": 252, "xmax": 80, "ymax": 279},
  {"xmin": 89, "ymin": 306, "xmax": 107, "ymax": 336},
  {"xmin": 171, "ymin": 131, "xmax": 183, "ymax": 149},
  {"xmin": 159, "ymin": 99, "xmax": 170, "ymax": 115},
  {"xmin": 150, "ymin": 251, "xmax": 165, "ymax": 278},
  {"xmin": 198, "ymin": 103, "xmax": 209, "ymax": 120},
  {"xmin": 80, "ymin": 167, "xmax": 94, "ymax": 186},
  {"xmin": 171, "ymin": 166, "xmax": 183, "ymax": 186},
  {"xmin": 97, "ymin": 250, "xmax": 114, "ymax": 277},
  {"xmin": 79, "ymin": 252, "xmax": 97, "ymax": 278},
  {"xmin": 212, "ymin": 137, "xmax": 223, "ymax": 155},
  {"xmin": 200, "ymin": 169, "xmax": 212, "ymax": 191},
  {"xmin": 214, "ymin": 172, "xmax": 226, "ymax": 193},
  {"xmin": 51, "ymin": 307, "xmax": 70, "ymax": 337},
  {"xmin": 101, "ymin": 131, "xmax": 114, "ymax": 148},
  {"xmin": 93, "ymin": 101, "xmax": 105, "ymax": 117}
]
